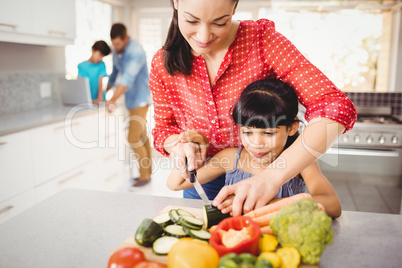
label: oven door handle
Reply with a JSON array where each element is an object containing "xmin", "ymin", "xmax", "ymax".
[{"xmin": 326, "ymin": 148, "xmax": 399, "ymax": 157}]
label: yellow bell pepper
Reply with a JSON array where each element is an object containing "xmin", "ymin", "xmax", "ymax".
[
  {"xmin": 167, "ymin": 238, "xmax": 219, "ymax": 268},
  {"xmin": 259, "ymin": 234, "xmax": 279, "ymax": 252},
  {"xmin": 258, "ymin": 252, "xmax": 282, "ymax": 268},
  {"xmin": 276, "ymin": 247, "xmax": 300, "ymax": 268}
]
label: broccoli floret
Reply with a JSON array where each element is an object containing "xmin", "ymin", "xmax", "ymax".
[{"xmin": 270, "ymin": 198, "xmax": 333, "ymax": 264}]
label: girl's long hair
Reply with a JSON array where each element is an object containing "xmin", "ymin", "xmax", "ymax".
[
  {"xmin": 163, "ymin": 0, "xmax": 239, "ymax": 76},
  {"xmin": 231, "ymin": 78, "xmax": 300, "ymax": 149}
]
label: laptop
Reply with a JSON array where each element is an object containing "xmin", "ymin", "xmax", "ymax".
[{"xmin": 58, "ymin": 77, "xmax": 96, "ymax": 108}]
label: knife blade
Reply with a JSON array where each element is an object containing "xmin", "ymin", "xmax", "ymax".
[{"xmin": 188, "ymin": 169, "xmax": 212, "ymax": 207}]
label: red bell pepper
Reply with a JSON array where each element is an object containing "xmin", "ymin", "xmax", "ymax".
[{"xmin": 209, "ymin": 216, "xmax": 261, "ymax": 257}]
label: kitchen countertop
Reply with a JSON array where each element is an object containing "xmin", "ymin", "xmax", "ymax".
[
  {"xmin": 0, "ymin": 189, "xmax": 401, "ymax": 268},
  {"xmin": 0, "ymin": 105, "xmax": 99, "ymax": 136}
]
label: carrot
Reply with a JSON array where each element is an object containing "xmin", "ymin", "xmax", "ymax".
[
  {"xmin": 252, "ymin": 210, "xmax": 280, "ymax": 227},
  {"xmin": 317, "ymin": 202, "xmax": 325, "ymax": 212},
  {"xmin": 244, "ymin": 193, "xmax": 312, "ymax": 218},
  {"xmin": 260, "ymin": 225, "xmax": 273, "ymax": 235}
]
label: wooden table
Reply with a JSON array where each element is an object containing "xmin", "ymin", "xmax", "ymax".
[{"xmin": 0, "ymin": 189, "xmax": 401, "ymax": 267}]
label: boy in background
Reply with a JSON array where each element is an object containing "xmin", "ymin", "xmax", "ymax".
[{"xmin": 78, "ymin": 40, "xmax": 111, "ymax": 104}]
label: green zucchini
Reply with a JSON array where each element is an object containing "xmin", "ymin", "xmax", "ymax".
[
  {"xmin": 203, "ymin": 205, "xmax": 231, "ymax": 229},
  {"xmin": 188, "ymin": 229, "xmax": 211, "ymax": 241},
  {"xmin": 164, "ymin": 224, "xmax": 188, "ymax": 238},
  {"xmin": 168, "ymin": 209, "xmax": 181, "ymax": 224},
  {"xmin": 134, "ymin": 218, "xmax": 164, "ymax": 247},
  {"xmin": 180, "ymin": 215, "xmax": 204, "ymax": 230},
  {"xmin": 153, "ymin": 212, "xmax": 173, "ymax": 227},
  {"xmin": 176, "ymin": 208, "xmax": 196, "ymax": 218},
  {"xmin": 152, "ymin": 236, "xmax": 179, "ymax": 255}
]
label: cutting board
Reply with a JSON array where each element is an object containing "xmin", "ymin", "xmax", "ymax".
[
  {"xmin": 112, "ymin": 205, "xmax": 318, "ymax": 267},
  {"xmin": 112, "ymin": 206, "xmax": 202, "ymax": 264}
]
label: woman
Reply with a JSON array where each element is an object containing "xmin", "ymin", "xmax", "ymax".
[{"xmin": 149, "ymin": 0, "xmax": 356, "ymax": 216}]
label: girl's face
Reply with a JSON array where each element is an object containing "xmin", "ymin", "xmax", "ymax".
[
  {"xmin": 240, "ymin": 123, "xmax": 299, "ymax": 164},
  {"xmin": 174, "ymin": 0, "xmax": 237, "ymax": 55}
]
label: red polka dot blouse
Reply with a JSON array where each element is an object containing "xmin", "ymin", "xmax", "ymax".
[{"xmin": 149, "ymin": 19, "xmax": 357, "ymax": 157}]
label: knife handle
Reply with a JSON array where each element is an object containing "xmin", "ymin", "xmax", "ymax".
[
  {"xmin": 189, "ymin": 169, "xmax": 197, "ymax": 183},
  {"xmin": 185, "ymin": 157, "xmax": 197, "ymax": 183}
]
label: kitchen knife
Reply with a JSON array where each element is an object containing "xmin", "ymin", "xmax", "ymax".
[{"xmin": 188, "ymin": 168, "xmax": 212, "ymax": 208}]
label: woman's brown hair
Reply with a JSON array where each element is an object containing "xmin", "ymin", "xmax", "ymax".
[{"xmin": 163, "ymin": 0, "xmax": 239, "ymax": 76}]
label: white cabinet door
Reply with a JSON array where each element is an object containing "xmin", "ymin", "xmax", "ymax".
[
  {"xmin": 0, "ymin": 189, "xmax": 35, "ymax": 224},
  {"xmin": 92, "ymin": 150, "xmax": 126, "ymax": 192},
  {"xmin": 31, "ymin": 113, "xmax": 99, "ymax": 186},
  {"xmin": 0, "ymin": 0, "xmax": 33, "ymax": 35},
  {"xmin": 0, "ymin": 0, "xmax": 75, "ymax": 45},
  {"xmin": 35, "ymin": 164, "xmax": 95, "ymax": 205},
  {"xmin": 0, "ymin": 130, "xmax": 34, "ymax": 203},
  {"xmin": 32, "ymin": 0, "xmax": 76, "ymax": 40}
]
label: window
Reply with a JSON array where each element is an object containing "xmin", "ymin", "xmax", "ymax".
[
  {"xmin": 257, "ymin": 7, "xmax": 390, "ymax": 92},
  {"xmin": 65, "ymin": 0, "xmax": 121, "ymax": 79}
]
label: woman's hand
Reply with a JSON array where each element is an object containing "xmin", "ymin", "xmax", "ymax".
[
  {"xmin": 213, "ymin": 174, "xmax": 282, "ymax": 216},
  {"xmin": 167, "ymin": 131, "xmax": 209, "ymax": 179}
]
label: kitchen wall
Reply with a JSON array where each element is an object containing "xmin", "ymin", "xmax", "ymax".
[
  {"xmin": 0, "ymin": 42, "xmax": 65, "ymax": 115},
  {"xmin": 346, "ymin": 92, "xmax": 402, "ymax": 120}
]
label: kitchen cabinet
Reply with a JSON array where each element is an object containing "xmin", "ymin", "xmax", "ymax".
[
  {"xmin": 31, "ymin": 112, "xmax": 99, "ymax": 186},
  {"xmin": 0, "ymin": 106, "xmax": 127, "ymax": 224},
  {"xmin": 32, "ymin": 0, "xmax": 76, "ymax": 41},
  {"xmin": 0, "ymin": 0, "xmax": 75, "ymax": 46},
  {"xmin": 0, "ymin": 0, "xmax": 33, "ymax": 35},
  {"xmin": 0, "ymin": 130, "xmax": 34, "ymax": 203},
  {"xmin": 35, "ymin": 161, "xmax": 96, "ymax": 204},
  {"xmin": 0, "ymin": 189, "xmax": 35, "ymax": 224}
]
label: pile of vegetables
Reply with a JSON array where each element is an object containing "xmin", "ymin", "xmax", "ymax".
[
  {"xmin": 244, "ymin": 193, "xmax": 334, "ymax": 265},
  {"xmin": 135, "ymin": 208, "xmax": 212, "ymax": 255},
  {"xmin": 110, "ymin": 193, "xmax": 335, "ymax": 267}
]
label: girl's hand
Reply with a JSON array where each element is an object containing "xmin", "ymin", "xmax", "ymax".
[
  {"xmin": 213, "ymin": 174, "xmax": 281, "ymax": 216},
  {"xmin": 216, "ymin": 194, "xmax": 235, "ymax": 215},
  {"xmin": 169, "ymin": 131, "xmax": 209, "ymax": 179}
]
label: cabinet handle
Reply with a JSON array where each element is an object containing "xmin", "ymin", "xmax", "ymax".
[
  {"xmin": 0, "ymin": 23, "xmax": 17, "ymax": 29},
  {"xmin": 104, "ymin": 173, "xmax": 118, "ymax": 182},
  {"xmin": 48, "ymin": 30, "xmax": 66, "ymax": 36},
  {"xmin": 54, "ymin": 122, "xmax": 81, "ymax": 131},
  {"xmin": 0, "ymin": 141, "xmax": 7, "ymax": 146},
  {"xmin": 104, "ymin": 153, "xmax": 117, "ymax": 161},
  {"xmin": 58, "ymin": 170, "xmax": 85, "ymax": 185},
  {"xmin": 0, "ymin": 205, "xmax": 14, "ymax": 215}
]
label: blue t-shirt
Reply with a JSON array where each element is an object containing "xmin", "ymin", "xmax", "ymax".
[{"xmin": 77, "ymin": 61, "xmax": 108, "ymax": 100}]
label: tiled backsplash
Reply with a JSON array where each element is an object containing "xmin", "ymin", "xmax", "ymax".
[
  {"xmin": 346, "ymin": 92, "xmax": 402, "ymax": 119},
  {"xmin": 0, "ymin": 72, "xmax": 64, "ymax": 115}
]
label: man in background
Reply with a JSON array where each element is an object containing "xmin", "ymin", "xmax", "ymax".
[{"xmin": 106, "ymin": 23, "xmax": 152, "ymax": 187}]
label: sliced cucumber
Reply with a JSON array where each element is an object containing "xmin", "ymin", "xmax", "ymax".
[
  {"xmin": 152, "ymin": 236, "xmax": 179, "ymax": 255},
  {"xmin": 153, "ymin": 212, "xmax": 173, "ymax": 227},
  {"xmin": 203, "ymin": 205, "xmax": 231, "ymax": 229},
  {"xmin": 182, "ymin": 226, "xmax": 192, "ymax": 236},
  {"xmin": 168, "ymin": 209, "xmax": 181, "ymax": 224},
  {"xmin": 164, "ymin": 224, "xmax": 188, "ymax": 238},
  {"xmin": 176, "ymin": 208, "xmax": 196, "ymax": 218},
  {"xmin": 188, "ymin": 229, "xmax": 211, "ymax": 241},
  {"xmin": 134, "ymin": 218, "xmax": 165, "ymax": 247},
  {"xmin": 180, "ymin": 215, "xmax": 204, "ymax": 230}
]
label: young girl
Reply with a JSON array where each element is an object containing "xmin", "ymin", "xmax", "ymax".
[{"xmin": 167, "ymin": 79, "xmax": 341, "ymax": 218}]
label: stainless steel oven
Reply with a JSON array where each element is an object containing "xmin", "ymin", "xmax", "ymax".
[{"xmin": 318, "ymin": 106, "xmax": 402, "ymax": 212}]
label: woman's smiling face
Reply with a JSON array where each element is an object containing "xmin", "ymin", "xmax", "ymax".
[{"xmin": 174, "ymin": 0, "xmax": 237, "ymax": 55}]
